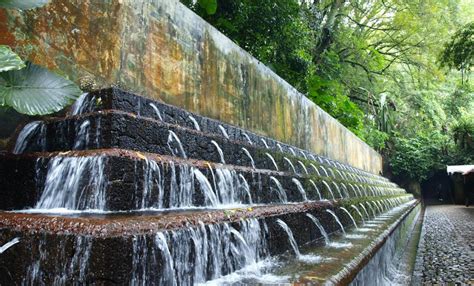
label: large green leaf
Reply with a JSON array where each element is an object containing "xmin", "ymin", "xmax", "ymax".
[
  {"xmin": 0, "ymin": 0, "xmax": 49, "ymax": 9},
  {"xmin": 0, "ymin": 45, "xmax": 25, "ymax": 72},
  {"xmin": 0, "ymin": 62, "xmax": 81, "ymax": 115}
]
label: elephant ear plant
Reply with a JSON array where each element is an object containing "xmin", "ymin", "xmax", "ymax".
[{"xmin": 0, "ymin": 0, "xmax": 81, "ymax": 116}]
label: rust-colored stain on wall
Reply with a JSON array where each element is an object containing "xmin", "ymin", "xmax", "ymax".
[{"xmin": 1, "ymin": 0, "xmax": 382, "ymax": 173}]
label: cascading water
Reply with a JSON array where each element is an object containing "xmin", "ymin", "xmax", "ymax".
[
  {"xmin": 218, "ymin": 125, "xmax": 230, "ymax": 139},
  {"xmin": 149, "ymin": 103, "xmax": 164, "ymax": 121},
  {"xmin": 306, "ymin": 214, "xmax": 330, "ymax": 245},
  {"xmin": 241, "ymin": 147, "xmax": 255, "ymax": 169},
  {"xmin": 265, "ymin": 153, "xmax": 279, "ymax": 171},
  {"xmin": 276, "ymin": 219, "xmax": 301, "ymax": 257},
  {"xmin": 73, "ymin": 120, "xmax": 90, "ymax": 150},
  {"xmin": 211, "ymin": 140, "xmax": 225, "ymax": 164},
  {"xmin": 326, "ymin": 209, "xmax": 346, "ymax": 235},
  {"xmin": 292, "ymin": 178, "xmax": 308, "ymax": 201},
  {"xmin": 269, "ymin": 176, "xmax": 287, "ymax": 203},
  {"xmin": 340, "ymin": 207, "xmax": 358, "ymax": 229},
  {"xmin": 13, "ymin": 121, "xmax": 45, "ymax": 154},
  {"xmin": 188, "ymin": 115, "xmax": 200, "ymax": 131},
  {"xmin": 167, "ymin": 131, "xmax": 187, "ymax": 159},
  {"xmin": 283, "ymin": 157, "xmax": 297, "ymax": 173},
  {"xmin": 297, "ymin": 161, "xmax": 309, "ymax": 174},
  {"xmin": 322, "ymin": 180, "xmax": 335, "ymax": 200},
  {"xmin": 309, "ymin": 179, "xmax": 322, "ymax": 200},
  {"xmin": 35, "ymin": 156, "xmax": 107, "ymax": 210},
  {"xmin": 193, "ymin": 169, "xmax": 218, "ymax": 206}
]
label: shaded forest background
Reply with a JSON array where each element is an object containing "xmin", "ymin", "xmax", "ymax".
[{"xmin": 182, "ymin": 0, "xmax": 474, "ymax": 192}]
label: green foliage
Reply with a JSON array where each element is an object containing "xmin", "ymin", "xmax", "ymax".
[
  {"xmin": 363, "ymin": 126, "xmax": 389, "ymax": 152},
  {"xmin": 307, "ymin": 73, "xmax": 365, "ymax": 136},
  {"xmin": 0, "ymin": 45, "xmax": 25, "ymax": 72},
  {"xmin": 389, "ymin": 132, "xmax": 449, "ymax": 181},
  {"xmin": 452, "ymin": 112, "xmax": 474, "ymax": 150},
  {"xmin": 0, "ymin": 62, "xmax": 81, "ymax": 115},
  {"xmin": 439, "ymin": 22, "xmax": 474, "ymax": 72},
  {"xmin": 198, "ymin": 0, "xmax": 217, "ymax": 15},
  {"xmin": 0, "ymin": 0, "xmax": 49, "ymax": 9}
]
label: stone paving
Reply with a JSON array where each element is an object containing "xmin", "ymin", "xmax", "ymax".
[{"xmin": 413, "ymin": 205, "xmax": 474, "ymax": 285}]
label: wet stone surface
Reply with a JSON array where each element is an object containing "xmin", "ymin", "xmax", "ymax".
[{"xmin": 416, "ymin": 205, "xmax": 474, "ymax": 284}]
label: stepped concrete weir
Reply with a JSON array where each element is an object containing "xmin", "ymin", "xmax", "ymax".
[{"xmin": 0, "ymin": 1, "xmax": 420, "ymax": 284}]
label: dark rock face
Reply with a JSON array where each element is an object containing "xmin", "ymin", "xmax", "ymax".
[{"xmin": 0, "ymin": 88, "xmax": 410, "ymax": 284}]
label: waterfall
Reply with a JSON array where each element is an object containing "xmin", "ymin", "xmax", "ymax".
[
  {"xmin": 326, "ymin": 209, "xmax": 346, "ymax": 235},
  {"xmin": 241, "ymin": 147, "xmax": 255, "ymax": 169},
  {"xmin": 269, "ymin": 176, "xmax": 288, "ymax": 203},
  {"xmin": 218, "ymin": 125, "xmax": 230, "ymax": 139},
  {"xmin": 138, "ymin": 158, "xmax": 164, "ymax": 209},
  {"xmin": 131, "ymin": 219, "xmax": 265, "ymax": 284},
  {"xmin": 193, "ymin": 169, "xmax": 218, "ymax": 206},
  {"xmin": 306, "ymin": 213, "xmax": 330, "ymax": 245},
  {"xmin": 73, "ymin": 120, "xmax": 90, "ymax": 150},
  {"xmin": 340, "ymin": 207, "xmax": 358, "ymax": 229},
  {"xmin": 322, "ymin": 180, "xmax": 335, "ymax": 200},
  {"xmin": 167, "ymin": 131, "xmax": 187, "ymax": 159},
  {"xmin": 276, "ymin": 219, "xmax": 301, "ymax": 257},
  {"xmin": 168, "ymin": 162, "xmax": 194, "ymax": 208},
  {"xmin": 297, "ymin": 161, "xmax": 309, "ymax": 174},
  {"xmin": 69, "ymin": 93, "xmax": 92, "ymax": 115},
  {"xmin": 260, "ymin": 138, "xmax": 270, "ymax": 149},
  {"xmin": 265, "ymin": 153, "xmax": 279, "ymax": 171},
  {"xmin": 292, "ymin": 178, "xmax": 308, "ymax": 201},
  {"xmin": 211, "ymin": 140, "xmax": 226, "ymax": 164},
  {"xmin": 188, "ymin": 115, "xmax": 200, "ymax": 131},
  {"xmin": 24, "ymin": 235, "xmax": 93, "ymax": 285},
  {"xmin": 283, "ymin": 157, "xmax": 297, "ymax": 173},
  {"xmin": 149, "ymin": 103, "xmax": 163, "ymax": 121},
  {"xmin": 13, "ymin": 121, "xmax": 45, "ymax": 154},
  {"xmin": 309, "ymin": 179, "xmax": 322, "ymax": 200},
  {"xmin": 35, "ymin": 156, "xmax": 107, "ymax": 210}
]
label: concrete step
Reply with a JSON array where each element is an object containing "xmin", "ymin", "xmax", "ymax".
[
  {"xmin": 0, "ymin": 198, "xmax": 416, "ymax": 285},
  {"xmin": 12, "ymin": 110, "xmax": 394, "ymax": 188},
  {"xmin": 0, "ymin": 149, "xmax": 404, "ymax": 211}
]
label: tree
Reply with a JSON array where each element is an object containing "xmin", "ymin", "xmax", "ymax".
[{"xmin": 439, "ymin": 22, "xmax": 474, "ymax": 84}]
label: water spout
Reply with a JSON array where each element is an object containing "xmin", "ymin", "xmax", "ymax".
[
  {"xmin": 0, "ymin": 237, "xmax": 20, "ymax": 254},
  {"xmin": 13, "ymin": 121, "xmax": 44, "ymax": 154},
  {"xmin": 276, "ymin": 219, "xmax": 300, "ymax": 257},
  {"xmin": 242, "ymin": 133, "xmax": 253, "ymax": 145},
  {"xmin": 211, "ymin": 140, "xmax": 225, "ymax": 164},
  {"xmin": 306, "ymin": 214, "xmax": 329, "ymax": 245},
  {"xmin": 241, "ymin": 147, "xmax": 255, "ymax": 169},
  {"xmin": 188, "ymin": 115, "xmax": 200, "ymax": 131},
  {"xmin": 193, "ymin": 169, "xmax": 218, "ymax": 206},
  {"xmin": 260, "ymin": 138, "xmax": 270, "ymax": 149},
  {"xmin": 292, "ymin": 178, "xmax": 308, "ymax": 201},
  {"xmin": 265, "ymin": 153, "xmax": 279, "ymax": 171},
  {"xmin": 270, "ymin": 176, "xmax": 287, "ymax": 203},
  {"xmin": 218, "ymin": 125, "xmax": 230, "ymax": 139},
  {"xmin": 340, "ymin": 207, "xmax": 358, "ymax": 229},
  {"xmin": 297, "ymin": 161, "xmax": 309, "ymax": 174},
  {"xmin": 322, "ymin": 180, "xmax": 335, "ymax": 200},
  {"xmin": 168, "ymin": 131, "xmax": 187, "ymax": 159},
  {"xmin": 351, "ymin": 205, "xmax": 365, "ymax": 224},
  {"xmin": 149, "ymin": 103, "xmax": 163, "ymax": 121},
  {"xmin": 309, "ymin": 179, "xmax": 322, "ymax": 200},
  {"xmin": 310, "ymin": 163, "xmax": 321, "ymax": 176},
  {"xmin": 283, "ymin": 157, "xmax": 297, "ymax": 173},
  {"xmin": 326, "ymin": 209, "xmax": 346, "ymax": 235}
]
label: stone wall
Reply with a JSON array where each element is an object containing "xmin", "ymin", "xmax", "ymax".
[{"xmin": 0, "ymin": 0, "xmax": 382, "ymax": 173}]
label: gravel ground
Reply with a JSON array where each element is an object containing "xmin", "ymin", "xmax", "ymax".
[{"xmin": 413, "ymin": 205, "xmax": 474, "ymax": 285}]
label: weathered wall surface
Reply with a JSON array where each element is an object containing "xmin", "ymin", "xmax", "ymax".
[{"xmin": 0, "ymin": 0, "xmax": 382, "ymax": 173}]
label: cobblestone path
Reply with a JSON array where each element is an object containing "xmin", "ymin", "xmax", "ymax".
[{"xmin": 413, "ymin": 205, "xmax": 474, "ymax": 285}]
